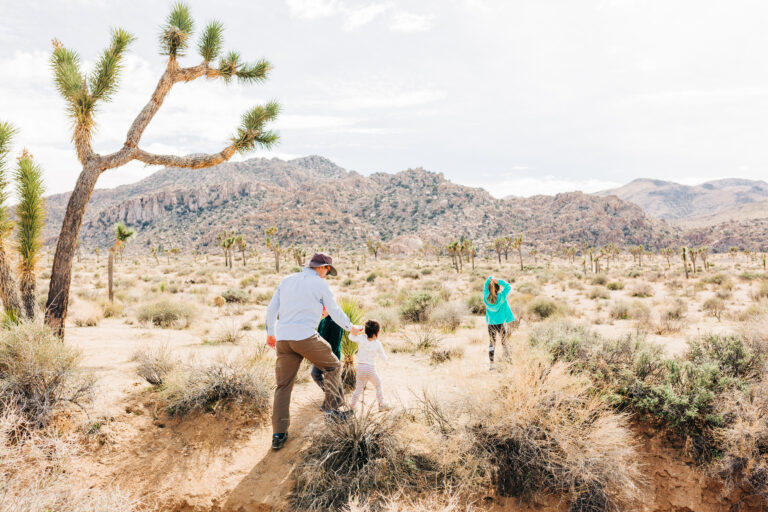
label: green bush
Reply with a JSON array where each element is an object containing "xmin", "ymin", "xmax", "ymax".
[
  {"xmin": 588, "ymin": 286, "xmax": 609, "ymax": 300},
  {"xmin": 138, "ymin": 299, "xmax": 195, "ymax": 328},
  {"xmin": 607, "ymin": 281, "xmax": 624, "ymax": 291},
  {"xmin": 366, "ymin": 272, "xmax": 377, "ymax": 282},
  {"xmin": 466, "ymin": 293, "xmax": 486, "ymax": 315},
  {"xmin": 591, "ymin": 275, "xmax": 608, "ymax": 286},
  {"xmin": 222, "ymin": 288, "xmax": 249, "ymax": 303},
  {"xmin": 399, "ymin": 292, "xmax": 441, "ymax": 323},
  {"xmin": 527, "ymin": 298, "xmax": 563, "ymax": 320},
  {"xmin": 630, "ymin": 284, "xmax": 654, "ymax": 298}
]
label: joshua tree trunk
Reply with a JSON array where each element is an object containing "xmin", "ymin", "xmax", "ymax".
[
  {"xmin": 46, "ymin": 167, "xmax": 100, "ymax": 337},
  {"xmin": 241, "ymin": 249, "xmax": 246, "ymax": 266},
  {"xmin": 0, "ymin": 247, "xmax": 23, "ymax": 318},
  {"xmin": 108, "ymin": 248, "xmax": 115, "ymax": 303},
  {"xmin": 518, "ymin": 248, "xmax": 523, "ymax": 271},
  {"xmin": 19, "ymin": 273, "xmax": 37, "ymax": 320},
  {"xmin": 273, "ymin": 249, "xmax": 280, "ymax": 273}
]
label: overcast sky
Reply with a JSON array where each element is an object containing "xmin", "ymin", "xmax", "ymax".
[{"xmin": 1, "ymin": 0, "xmax": 767, "ymax": 198}]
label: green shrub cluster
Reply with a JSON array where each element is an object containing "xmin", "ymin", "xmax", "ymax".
[
  {"xmin": 222, "ymin": 288, "xmax": 249, "ymax": 303},
  {"xmin": 399, "ymin": 292, "xmax": 441, "ymax": 323}
]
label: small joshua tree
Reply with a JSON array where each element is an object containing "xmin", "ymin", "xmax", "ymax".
[
  {"xmin": 366, "ymin": 239, "xmax": 381, "ymax": 261},
  {"xmin": 235, "ymin": 235, "xmax": 248, "ymax": 266},
  {"xmin": 660, "ymin": 247, "xmax": 674, "ymax": 269},
  {"xmin": 217, "ymin": 231, "xmax": 235, "ymax": 268},
  {"xmin": 94, "ymin": 246, "xmax": 100, "ymax": 264},
  {"xmin": 108, "ymin": 223, "xmax": 135, "ymax": 302},
  {"xmin": 291, "ymin": 246, "xmax": 307, "ymax": 266},
  {"xmin": 0, "ymin": 123, "xmax": 46, "ymax": 321},
  {"xmin": 491, "ymin": 237, "xmax": 505, "ymax": 264},
  {"xmin": 265, "ymin": 226, "xmax": 281, "ymax": 273},
  {"xmin": 45, "ymin": 3, "xmax": 279, "ymax": 337},
  {"xmin": 511, "ymin": 234, "xmax": 524, "ymax": 271}
]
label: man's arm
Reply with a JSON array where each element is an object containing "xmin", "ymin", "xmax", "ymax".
[
  {"xmin": 320, "ymin": 281, "xmax": 362, "ymax": 335},
  {"xmin": 265, "ymin": 286, "xmax": 280, "ymax": 348}
]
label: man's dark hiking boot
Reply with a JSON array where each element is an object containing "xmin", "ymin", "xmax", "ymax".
[
  {"xmin": 272, "ymin": 433, "xmax": 288, "ymax": 450},
  {"xmin": 324, "ymin": 409, "xmax": 352, "ymax": 423}
]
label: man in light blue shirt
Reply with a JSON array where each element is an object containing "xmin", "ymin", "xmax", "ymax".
[{"xmin": 266, "ymin": 253, "xmax": 362, "ymax": 450}]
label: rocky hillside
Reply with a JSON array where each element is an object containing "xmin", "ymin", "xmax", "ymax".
[
  {"xmin": 597, "ymin": 178, "xmax": 768, "ymax": 222},
  {"xmin": 44, "ymin": 156, "xmax": 681, "ymax": 253}
]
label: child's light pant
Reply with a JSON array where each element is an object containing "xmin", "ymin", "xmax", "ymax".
[{"xmin": 350, "ymin": 363, "xmax": 386, "ymax": 407}]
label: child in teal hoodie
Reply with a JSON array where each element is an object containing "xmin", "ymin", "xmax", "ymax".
[{"xmin": 483, "ymin": 276, "xmax": 516, "ymax": 368}]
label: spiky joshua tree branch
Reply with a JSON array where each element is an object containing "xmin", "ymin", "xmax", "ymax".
[{"xmin": 45, "ymin": 2, "xmax": 280, "ymax": 337}]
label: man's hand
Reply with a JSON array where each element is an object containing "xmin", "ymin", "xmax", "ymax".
[
  {"xmin": 350, "ymin": 326, "xmax": 363, "ymax": 336},
  {"xmin": 267, "ymin": 335, "xmax": 276, "ymax": 349}
]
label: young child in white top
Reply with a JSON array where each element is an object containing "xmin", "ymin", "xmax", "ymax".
[{"xmin": 349, "ymin": 319, "xmax": 390, "ymax": 410}]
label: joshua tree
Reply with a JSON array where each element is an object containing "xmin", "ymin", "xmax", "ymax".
[
  {"xmin": 171, "ymin": 247, "xmax": 180, "ymax": 259},
  {"xmin": 0, "ymin": 125, "xmax": 46, "ymax": 321},
  {"xmin": 530, "ymin": 247, "xmax": 539, "ymax": 266},
  {"xmin": 462, "ymin": 239, "xmax": 476, "ymax": 270},
  {"xmin": 217, "ymin": 231, "xmax": 235, "ymax": 268},
  {"xmin": 45, "ymin": 3, "xmax": 279, "ymax": 337},
  {"xmin": 729, "ymin": 246, "xmax": 740, "ymax": 259},
  {"xmin": 565, "ymin": 245, "xmax": 578, "ymax": 264},
  {"xmin": 629, "ymin": 245, "xmax": 644, "ymax": 267},
  {"xmin": 235, "ymin": 235, "xmax": 248, "ymax": 266},
  {"xmin": 150, "ymin": 246, "xmax": 159, "ymax": 265},
  {"xmin": 689, "ymin": 247, "xmax": 698, "ymax": 275},
  {"xmin": 659, "ymin": 247, "xmax": 674, "ymax": 269},
  {"xmin": 447, "ymin": 240, "xmax": 462, "ymax": 272},
  {"xmin": 682, "ymin": 247, "xmax": 689, "ymax": 279},
  {"xmin": 291, "ymin": 246, "xmax": 307, "ymax": 266},
  {"xmin": 265, "ymin": 226, "xmax": 281, "ymax": 272},
  {"xmin": 366, "ymin": 239, "xmax": 382, "ymax": 261},
  {"xmin": 697, "ymin": 247, "xmax": 709, "ymax": 271},
  {"xmin": 94, "ymin": 247, "xmax": 100, "ymax": 264},
  {"xmin": 511, "ymin": 234, "xmax": 524, "ymax": 271},
  {"xmin": 491, "ymin": 237, "xmax": 505, "ymax": 264},
  {"xmin": 108, "ymin": 223, "xmax": 135, "ymax": 303}
]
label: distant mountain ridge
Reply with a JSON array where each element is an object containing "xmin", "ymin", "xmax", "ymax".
[
  {"xmin": 597, "ymin": 177, "xmax": 768, "ymax": 223},
  {"xmin": 43, "ymin": 156, "xmax": 687, "ymax": 253}
]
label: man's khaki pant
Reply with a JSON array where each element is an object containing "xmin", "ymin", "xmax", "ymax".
[{"xmin": 272, "ymin": 334, "xmax": 344, "ymax": 433}]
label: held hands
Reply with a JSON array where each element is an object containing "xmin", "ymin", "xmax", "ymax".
[
  {"xmin": 267, "ymin": 335, "xmax": 276, "ymax": 349},
  {"xmin": 350, "ymin": 325, "xmax": 364, "ymax": 336}
]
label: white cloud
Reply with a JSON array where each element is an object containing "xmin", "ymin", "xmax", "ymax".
[
  {"xmin": 389, "ymin": 11, "xmax": 433, "ymax": 32},
  {"xmin": 301, "ymin": 79, "xmax": 447, "ymax": 110},
  {"xmin": 285, "ymin": 0, "xmax": 391, "ymax": 30},
  {"xmin": 471, "ymin": 176, "xmax": 622, "ymax": 198}
]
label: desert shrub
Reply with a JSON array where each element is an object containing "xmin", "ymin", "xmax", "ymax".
[
  {"xmin": 399, "ymin": 292, "xmax": 441, "ymax": 323},
  {"xmin": 343, "ymin": 278, "xmax": 353, "ymax": 286},
  {"xmin": 137, "ymin": 299, "xmax": 195, "ymax": 328},
  {"xmin": 466, "ymin": 293, "xmax": 485, "ymax": 315},
  {"xmin": 290, "ymin": 411, "xmax": 445, "ymax": 511},
  {"xmin": 429, "ymin": 347, "xmax": 465, "ymax": 365},
  {"xmin": 702, "ymin": 297, "xmax": 726, "ymax": 321},
  {"xmin": 754, "ymin": 281, "xmax": 768, "ymax": 301},
  {"xmin": 568, "ymin": 280, "xmax": 584, "ymax": 290},
  {"xmin": 590, "ymin": 274, "xmax": 608, "ymax": 286},
  {"xmin": 428, "ymin": 301, "xmax": 466, "ymax": 332},
  {"xmin": 609, "ymin": 300, "xmax": 631, "ymax": 320},
  {"xmin": 0, "ymin": 322, "xmax": 93, "ymax": 429},
  {"xmin": 607, "ymin": 281, "xmax": 624, "ymax": 291},
  {"xmin": 738, "ymin": 300, "xmax": 768, "ymax": 321},
  {"xmin": 161, "ymin": 354, "xmax": 272, "ymax": 417},
  {"xmin": 401, "ymin": 270, "xmax": 420, "ymax": 280},
  {"xmin": 222, "ymin": 288, "xmax": 249, "ymax": 303},
  {"xmin": 253, "ymin": 290, "xmax": 273, "ymax": 305},
  {"xmin": 653, "ymin": 299, "xmax": 688, "ymax": 334},
  {"xmin": 630, "ymin": 283, "xmax": 654, "ymax": 298},
  {"xmin": 472, "ymin": 352, "xmax": 642, "ymax": 509},
  {"xmin": 366, "ymin": 272, "xmax": 377, "ymax": 282},
  {"xmin": 392, "ymin": 325, "xmax": 443, "ymax": 354},
  {"xmin": 240, "ymin": 274, "xmax": 259, "ymax": 287},
  {"xmin": 516, "ymin": 281, "xmax": 540, "ymax": 295},
  {"xmin": 213, "ymin": 295, "xmax": 226, "ymax": 307},
  {"xmin": 530, "ymin": 321, "xmax": 765, "ymax": 460},
  {"xmin": 588, "ymin": 286, "xmax": 609, "ymax": 300},
  {"xmin": 627, "ymin": 269, "xmax": 641, "ymax": 278},
  {"xmin": 209, "ymin": 321, "xmax": 245, "ymax": 344},
  {"xmin": 132, "ymin": 343, "xmax": 178, "ymax": 386},
  {"xmin": 420, "ymin": 267, "xmax": 433, "ymax": 275},
  {"xmin": 368, "ymin": 307, "xmax": 402, "ymax": 333},
  {"xmin": 527, "ymin": 297, "xmax": 564, "ymax": 320},
  {"xmin": 701, "ymin": 273, "xmax": 729, "ymax": 286}
]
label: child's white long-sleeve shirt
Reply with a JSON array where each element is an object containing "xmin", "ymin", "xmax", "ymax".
[{"xmin": 350, "ymin": 334, "xmax": 388, "ymax": 366}]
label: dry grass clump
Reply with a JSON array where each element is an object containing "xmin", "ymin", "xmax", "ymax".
[
  {"xmin": 290, "ymin": 410, "xmax": 447, "ymax": 511},
  {"xmin": 465, "ymin": 293, "xmax": 485, "ymax": 315},
  {"xmin": 429, "ymin": 347, "xmax": 465, "ymax": 365},
  {"xmin": 428, "ymin": 301, "xmax": 467, "ymax": 332},
  {"xmin": 471, "ymin": 355, "xmax": 643, "ymax": 510},
  {"xmin": 588, "ymin": 286, "xmax": 609, "ymax": 300},
  {"xmin": 651, "ymin": 299, "xmax": 688, "ymax": 334},
  {"xmin": 629, "ymin": 283, "xmax": 654, "ymax": 298},
  {"xmin": 137, "ymin": 298, "xmax": 195, "ymax": 328},
  {"xmin": 132, "ymin": 343, "xmax": 178, "ymax": 386},
  {"xmin": 160, "ymin": 354, "xmax": 272, "ymax": 417},
  {"xmin": 71, "ymin": 299, "xmax": 103, "ymax": 327},
  {"xmin": 206, "ymin": 321, "xmax": 245, "ymax": 344},
  {"xmin": 392, "ymin": 325, "xmax": 443, "ymax": 354},
  {"xmin": 0, "ymin": 322, "xmax": 93, "ymax": 429}
]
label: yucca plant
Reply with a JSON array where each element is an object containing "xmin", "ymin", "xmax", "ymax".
[
  {"xmin": 0, "ymin": 122, "xmax": 46, "ymax": 321},
  {"xmin": 339, "ymin": 296, "xmax": 365, "ymax": 390},
  {"xmin": 108, "ymin": 222, "xmax": 135, "ymax": 302}
]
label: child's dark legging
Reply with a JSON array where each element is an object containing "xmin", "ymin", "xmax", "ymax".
[{"xmin": 488, "ymin": 323, "xmax": 509, "ymax": 362}]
